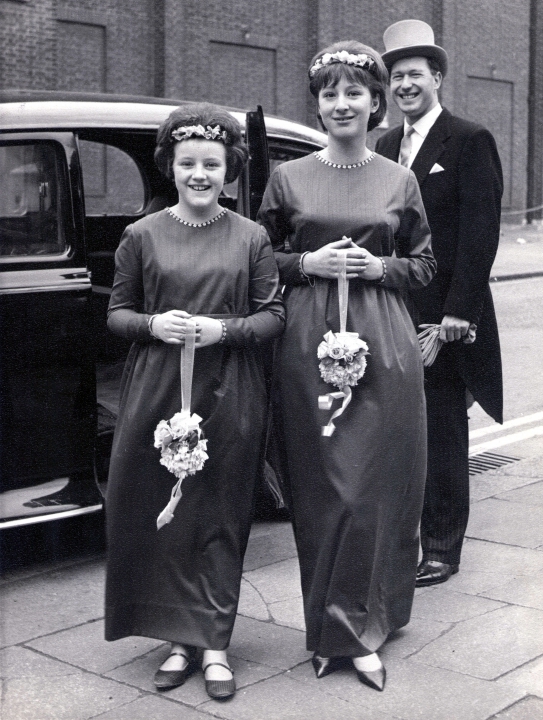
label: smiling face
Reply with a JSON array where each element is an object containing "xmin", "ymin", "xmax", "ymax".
[
  {"xmin": 317, "ymin": 75, "xmax": 379, "ymax": 141},
  {"xmin": 389, "ymin": 56, "xmax": 442, "ymax": 124},
  {"xmin": 172, "ymin": 138, "xmax": 227, "ymax": 216}
]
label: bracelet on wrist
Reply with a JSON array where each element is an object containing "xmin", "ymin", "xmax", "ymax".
[
  {"xmin": 377, "ymin": 257, "xmax": 387, "ymax": 284},
  {"xmin": 218, "ymin": 319, "xmax": 227, "ymax": 344},
  {"xmin": 299, "ymin": 251, "xmax": 315, "ymax": 287},
  {"xmin": 148, "ymin": 314, "xmax": 159, "ymax": 338}
]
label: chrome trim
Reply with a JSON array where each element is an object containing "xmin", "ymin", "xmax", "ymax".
[
  {"xmin": 0, "ymin": 100, "xmax": 328, "ymax": 148},
  {"xmin": 0, "ymin": 503, "xmax": 103, "ymax": 529},
  {"xmin": 0, "ymin": 268, "xmax": 91, "ymax": 293}
]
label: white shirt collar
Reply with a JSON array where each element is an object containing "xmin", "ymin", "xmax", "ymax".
[{"xmin": 403, "ymin": 103, "xmax": 443, "ymax": 139}]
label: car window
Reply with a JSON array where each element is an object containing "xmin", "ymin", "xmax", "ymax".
[
  {"xmin": 79, "ymin": 140, "xmax": 145, "ymax": 216},
  {"xmin": 0, "ymin": 141, "xmax": 67, "ymax": 258},
  {"xmin": 269, "ymin": 143, "xmax": 312, "ymax": 173}
]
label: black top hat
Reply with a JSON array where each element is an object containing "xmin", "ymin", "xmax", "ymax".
[{"xmin": 382, "ymin": 19, "xmax": 448, "ymax": 76}]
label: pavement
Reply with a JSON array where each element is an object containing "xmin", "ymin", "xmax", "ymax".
[{"xmin": 1, "ymin": 223, "xmax": 543, "ymax": 720}]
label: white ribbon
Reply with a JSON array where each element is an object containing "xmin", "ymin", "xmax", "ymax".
[
  {"xmin": 157, "ymin": 321, "xmax": 197, "ymax": 530},
  {"xmin": 319, "ymin": 252, "xmax": 352, "ymax": 436}
]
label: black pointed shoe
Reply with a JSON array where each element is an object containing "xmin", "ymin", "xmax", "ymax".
[
  {"xmin": 416, "ymin": 560, "xmax": 459, "ymax": 587},
  {"xmin": 203, "ymin": 662, "xmax": 236, "ymax": 700},
  {"xmin": 154, "ymin": 650, "xmax": 197, "ymax": 690},
  {"xmin": 354, "ymin": 663, "xmax": 386, "ymax": 692},
  {"xmin": 311, "ymin": 654, "xmax": 343, "ymax": 679}
]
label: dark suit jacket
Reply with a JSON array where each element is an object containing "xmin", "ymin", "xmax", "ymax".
[{"xmin": 376, "ymin": 108, "xmax": 503, "ymax": 422}]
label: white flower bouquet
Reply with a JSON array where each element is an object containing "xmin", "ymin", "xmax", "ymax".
[
  {"xmin": 318, "ymin": 331, "xmax": 369, "ymax": 388},
  {"xmin": 154, "ymin": 412, "xmax": 208, "ymax": 480}
]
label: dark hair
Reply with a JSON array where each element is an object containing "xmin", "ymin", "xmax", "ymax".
[
  {"xmin": 308, "ymin": 41, "xmax": 388, "ymax": 132},
  {"xmin": 426, "ymin": 56, "xmax": 442, "ymax": 76},
  {"xmin": 155, "ymin": 102, "xmax": 249, "ymax": 184}
]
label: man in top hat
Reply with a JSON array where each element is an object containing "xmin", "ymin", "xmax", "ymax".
[{"xmin": 376, "ymin": 20, "xmax": 503, "ymax": 586}]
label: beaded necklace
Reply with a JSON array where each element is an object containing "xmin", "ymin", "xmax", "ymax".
[
  {"xmin": 166, "ymin": 206, "xmax": 226, "ymax": 227},
  {"xmin": 314, "ymin": 151, "xmax": 375, "ymax": 169}
]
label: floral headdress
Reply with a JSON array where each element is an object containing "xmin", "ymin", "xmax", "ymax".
[
  {"xmin": 309, "ymin": 51, "xmax": 375, "ymax": 77},
  {"xmin": 171, "ymin": 124, "xmax": 228, "ymax": 142}
]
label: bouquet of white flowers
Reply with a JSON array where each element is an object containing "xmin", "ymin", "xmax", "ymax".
[{"xmin": 318, "ymin": 330, "xmax": 369, "ymax": 388}]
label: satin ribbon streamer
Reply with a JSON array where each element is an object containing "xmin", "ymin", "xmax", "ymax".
[
  {"xmin": 157, "ymin": 321, "xmax": 198, "ymax": 530},
  {"xmin": 318, "ymin": 251, "xmax": 353, "ymax": 436}
]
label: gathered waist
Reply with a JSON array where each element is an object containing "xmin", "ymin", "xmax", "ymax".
[
  {"xmin": 204, "ymin": 313, "xmax": 248, "ymax": 319},
  {"xmin": 148, "ymin": 312, "xmax": 248, "ymax": 318}
]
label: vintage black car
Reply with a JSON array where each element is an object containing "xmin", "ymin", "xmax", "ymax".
[{"xmin": 0, "ymin": 90, "xmax": 326, "ymax": 529}]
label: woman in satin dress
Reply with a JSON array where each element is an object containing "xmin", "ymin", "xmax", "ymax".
[
  {"xmin": 105, "ymin": 103, "xmax": 284, "ymax": 700},
  {"xmin": 258, "ymin": 41, "xmax": 436, "ymax": 691}
]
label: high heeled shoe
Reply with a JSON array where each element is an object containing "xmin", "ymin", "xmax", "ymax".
[
  {"xmin": 353, "ymin": 661, "xmax": 386, "ymax": 691},
  {"xmin": 311, "ymin": 654, "xmax": 342, "ymax": 679}
]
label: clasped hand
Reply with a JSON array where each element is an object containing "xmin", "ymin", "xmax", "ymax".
[
  {"xmin": 152, "ymin": 310, "xmax": 223, "ymax": 347},
  {"xmin": 302, "ymin": 237, "xmax": 383, "ymax": 281}
]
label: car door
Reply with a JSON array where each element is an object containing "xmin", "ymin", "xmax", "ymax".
[
  {"xmin": 243, "ymin": 106, "xmax": 270, "ymax": 221},
  {"xmin": 0, "ymin": 132, "xmax": 101, "ymax": 526}
]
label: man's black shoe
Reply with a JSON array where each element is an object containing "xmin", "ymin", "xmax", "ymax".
[{"xmin": 416, "ymin": 560, "xmax": 459, "ymax": 587}]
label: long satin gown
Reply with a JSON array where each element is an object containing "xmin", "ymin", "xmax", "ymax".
[
  {"xmin": 105, "ymin": 208, "xmax": 285, "ymax": 649},
  {"xmin": 258, "ymin": 152, "xmax": 436, "ymax": 657}
]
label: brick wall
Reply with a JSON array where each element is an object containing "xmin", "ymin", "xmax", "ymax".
[
  {"xmin": 0, "ymin": 0, "xmax": 56, "ymax": 88},
  {"xmin": 0, "ymin": 0, "xmax": 538, "ymax": 211}
]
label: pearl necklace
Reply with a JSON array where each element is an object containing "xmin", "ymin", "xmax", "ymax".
[
  {"xmin": 314, "ymin": 151, "xmax": 375, "ymax": 169},
  {"xmin": 166, "ymin": 206, "xmax": 226, "ymax": 227}
]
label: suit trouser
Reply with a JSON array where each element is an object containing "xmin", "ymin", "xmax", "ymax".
[{"xmin": 421, "ymin": 348, "xmax": 470, "ymax": 566}]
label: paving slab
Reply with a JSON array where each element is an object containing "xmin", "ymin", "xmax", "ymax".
[
  {"xmin": 27, "ymin": 618, "xmax": 162, "ymax": 674},
  {"xmin": 243, "ymin": 521, "xmax": 297, "ymax": 572},
  {"xmin": 106, "ymin": 643, "xmax": 282, "ymax": 707},
  {"xmin": 90, "ymin": 694, "xmax": 213, "ymax": 720},
  {"xmin": 413, "ymin": 605, "xmax": 543, "ymax": 679},
  {"xmin": 410, "ymin": 587, "xmax": 505, "ymax": 623},
  {"xmin": 460, "ymin": 538, "xmax": 543, "ymax": 573},
  {"xmin": 0, "ymin": 560, "xmax": 104, "ymax": 648},
  {"xmin": 470, "ymin": 473, "xmax": 538, "ymax": 503},
  {"xmin": 382, "ymin": 617, "xmax": 452, "ymax": 659},
  {"xmin": 467, "ymin": 498, "xmax": 543, "ymax": 547},
  {"xmin": 268, "ymin": 597, "xmax": 305, "ymax": 631},
  {"xmin": 0, "ymin": 646, "xmax": 83, "ymax": 679},
  {"xmin": 197, "ymin": 672, "xmax": 396, "ymax": 720},
  {"xmin": 229, "ymin": 615, "xmax": 310, "ymax": 670},
  {"xmin": 243, "ymin": 557, "xmax": 302, "ymax": 604},
  {"xmin": 491, "ymin": 696, "xmax": 543, "ymax": 720},
  {"xmin": 238, "ymin": 577, "xmax": 271, "ymax": 621},
  {"xmin": 2, "ymin": 671, "xmax": 139, "ymax": 720},
  {"xmin": 461, "ymin": 539, "xmax": 543, "ymax": 576},
  {"xmin": 492, "ymin": 223, "xmax": 543, "ymax": 279},
  {"xmin": 496, "ymin": 654, "xmax": 543, "ymax": 697},
  {"xmin": 496, "ymin": 480, "xmax": 543, "ymax": 506},
  {"xmin": 486, "ymin": 455, "xmax": 543, "ymax": 479},
  {"xmin": 445, "ymin": 569, "xmax": 522, "ymax": 596},
  {"xmin": 288, "ymin": 654, "xmax": 518, "ymax": 720},
  {"xmin": 480, "ymin": 572, "xmax": 543, "ymax": 611}
]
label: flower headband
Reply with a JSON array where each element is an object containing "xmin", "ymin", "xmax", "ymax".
[
  {"xmin": 309, "ymin": 51, "xmax": 376, "ymax": 77},
  {"xmin": 171, "ymin": 124, "xmax": 227, "ymax": 142}
]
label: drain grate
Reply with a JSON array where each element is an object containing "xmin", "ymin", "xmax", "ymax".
[{"xmin": 469, "ymin": 451, "xmax": 520, "ymax": 476}]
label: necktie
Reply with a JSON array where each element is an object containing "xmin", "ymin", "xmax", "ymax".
[{"xmin": 399, "ymin": 126, "xmax": 415, "ymax": 168}]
